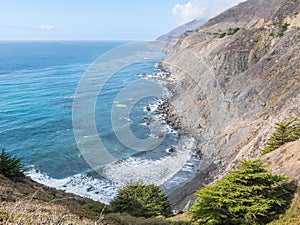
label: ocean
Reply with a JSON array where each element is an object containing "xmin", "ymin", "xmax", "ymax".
[{"xmin": 0, "ymin": 41, "xmax": 199, "ymax": 204}]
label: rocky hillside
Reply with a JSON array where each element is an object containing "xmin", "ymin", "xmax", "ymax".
[
  {"xmin": 264, "ymin": 140, "xmax": 300, "ymax": 186},
  {"xmin": 0, "ymin": 174, "xmax": 104, "ymax": 224},
  {"xmin": 162, "ymin": 0, "xmax": 300, "ymax": 210}
]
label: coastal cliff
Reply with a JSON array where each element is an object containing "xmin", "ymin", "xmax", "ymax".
[
  {"xmin": 1, "ymin": 0, "xmax": 300, "ymax": 223},
  {"xmin": 162, "ymin": 0, "xmax": 300, "ymax": 210}
]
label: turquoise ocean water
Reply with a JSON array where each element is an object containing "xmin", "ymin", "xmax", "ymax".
[{"xmin": 0, "ymin": 41, "xmax": 198, "ymax": 203}]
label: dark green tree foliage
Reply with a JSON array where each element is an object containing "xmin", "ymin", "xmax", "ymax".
[
  {"xmin": 216, "ymin": 27, "xmax": 240, "ymax": 38},
  {"xmin": 217, "ymin": 32, "xmax": 227, "ymax": 38},
  {"xmin": 110, "ymin": 182, "xmax": 172, "ymax": 218},
  {"xmin": 227, "ymin": 27, "xmax": 240, "ymax": 35},
  {"xmin": 262, "ymin": 118, "xmax": 300, "ymax": 155},
  {"xmin": 0, "ymin": 148, "xmax": 24, "ymax": 179},
  {"xmin": 277, "ymin": 22, "xmax": 289, "ymax": 37},
  {"xmin": 189, "ymin": 160, "xmax": 294, "ymax": 225}
]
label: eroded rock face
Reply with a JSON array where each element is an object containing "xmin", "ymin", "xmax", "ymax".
[
  {"xmin": 163, "ymin": 0, "xmax": 300, "ymax": 210},
  {"xmin": 263, "ymin": 140, "xmax": 300, "ymax": 186}
]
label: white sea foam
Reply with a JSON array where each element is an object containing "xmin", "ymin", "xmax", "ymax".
[
  {"xmin": 26, "ymin": 87, "xmax": 198, "ymax": 204},
  {"xmin": 25, "ymin": 167, "xmax": 120, "ymax": 205},
  {"xmin": 63, "ymin": 94, "xmax": 77, "ymax": 99},
  {"xmin": 102, "ymin": 137, "xmax": 197, "ymax": 190},
  {"xmin": 114, "ymin": 103, "xmax": 127, "ymax": 108},
  {"xmin": 26, "ymin": 136, "xmax": 199, "ymax": 204}
]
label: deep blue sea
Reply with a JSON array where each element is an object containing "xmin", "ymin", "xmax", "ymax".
[{"xmin": 0, "ymin": 41, "xmax": 199, "ymax": 203}]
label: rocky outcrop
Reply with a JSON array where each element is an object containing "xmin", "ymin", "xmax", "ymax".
[{"xmin": 163, "ymin": 0, "xmax": 300, "ymax": 210}]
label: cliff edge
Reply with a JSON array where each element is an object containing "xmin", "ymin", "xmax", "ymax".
[{"xmin": 162, "ymin": 0, "xmax": 300, "ymax": 210}]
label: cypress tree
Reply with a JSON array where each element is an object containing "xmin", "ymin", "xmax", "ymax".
[
  {"xmin": 262, "ymin": 118, "xmax": 300, "ymax": 155},
  {"xmin": 0, "ymin": 148, "xmax": 24, "ymax": 179},
  {"xmin": 110, "ymin": 182, "xmax": 172, "ymax": 218},
  {"xmin": 190, "ymin": 159, "xmax": 294, "ymax": 225}
]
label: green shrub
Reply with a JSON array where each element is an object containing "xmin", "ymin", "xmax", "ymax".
[
  {"xmin": 189, "ymin": 159, "xmax": 295, "ymax": 225},
  {"xmin": 227, "ymin": 27, "xmax": 240, "ymax": 35},
  {"xmin": 277, "ymin": 22, "xmax": 289, "ymax": 37},
  {"xmin": 110, "ymin": 182, "xmax": 172, "ymax": 218},
  {"xmin": 217, "ymin": 32, "xmax": 227, "ymax": 38},
  {"xmin": 0, "ymin": 148, "xmax": 24, "ymax": 179},
  {"xmin": 270, "ymin": 21, "xmax": 290, "ymax": 37},
  {"xmin": 215, "ymin": 28, "xmax": 240, "ymax": 38},
  {"xmin": 262, "ymin": 118, "xmax": 300, "ymax": 155}
]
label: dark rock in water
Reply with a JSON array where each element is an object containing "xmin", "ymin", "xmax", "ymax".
[
  {"xmin": 169, "ymin": 147, "xmax": 176, "ymax": 152},
  {"xmin": 146, "ymin": 106, "xmax": 151, "ymax": 112},
  {"xmin": 166, "ymin": 147, "xmax": 176, "ymax": 153},
  {"xmin": 155, "ymin": 99, "xmax": 183, "ymax": 131},
  {"xmin": 87, "ymin": 186, "xmax": 95, "ymax": 192},
  {"xmin": 144, "ymin": 117, "xmax": 155, "ymax": 122}
]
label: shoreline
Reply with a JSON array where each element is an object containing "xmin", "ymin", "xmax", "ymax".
[
  {"xmin": 152, "ymin": 65, "xmax": 206, "ymax": 208},
  {"xmin": 25, "ymin": 77, "xmax": 200, "ymax": 206},
  {"xmin": 23, "ymin": 59, "xmax": 203, "ymax": 209},
  {"xmin": 135, "ymin": 80, "xmax": 203, "ymax": 197},
  {"xmin": 155, "ymin": 62, "xmax": 218, "ymax": 211}
]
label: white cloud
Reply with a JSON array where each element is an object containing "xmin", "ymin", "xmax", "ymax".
[
  {"xmin": 172, "ymin": 0, "xmax": 245, "ymax": 24},
  {"xmin": 172, "ymin": 1, "xmax": 205, "ymax": 23},
  {"xmin": 40, "ymin": 24, "xmax": 55, "ymax": 31}
]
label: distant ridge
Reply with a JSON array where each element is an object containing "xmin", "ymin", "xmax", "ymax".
[{"xmin": 157, "ymin": 18, "xmax": 207, "ymax": 41}]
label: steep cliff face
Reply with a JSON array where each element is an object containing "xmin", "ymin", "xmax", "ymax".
[{"xmin": 163, "ymin": 0, "xmax": 300, "ymax": 210}]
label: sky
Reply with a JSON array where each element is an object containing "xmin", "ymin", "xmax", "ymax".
[{"xmin": 0, "ymin": 0, "xmax": 244, "ymax": 41}]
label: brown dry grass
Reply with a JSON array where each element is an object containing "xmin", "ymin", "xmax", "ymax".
[{"xmin": 0, "ymin": 174, "xmax": 110, "ymax": 225}]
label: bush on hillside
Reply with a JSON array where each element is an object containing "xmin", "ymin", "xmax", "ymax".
[
  {"xmin": 262, "ymin": 118, "xmax": 300, "ymax": 155},
  {"xmin": 0, "ymin": 148, "xmax": 24, "ymax": 179},
  {"xmin": 110, "ymin": 182, "xmax": 172, "ymax": 218},
  {"xmin": 189, "ymin": 159, "xmax": 295, "ymax": 225},
  {"xmin": 277, "ymin": 22, "xmax": 289, "ymax": 37},
  {"xmin": 217, "ymin": 32, "xmax": 227, "ymax": 38},
  {"xmin": 215, "ymin": 27, "xmax": 240, "ymax": 38},
  {"xmin": 227, "ymin": 27, "xmax": 240, "ymax": 35}
]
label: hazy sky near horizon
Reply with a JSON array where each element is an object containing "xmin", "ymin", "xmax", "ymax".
[{"xmin": 0, "ymin": 0, "xmax": 244, "ymax": 41}]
